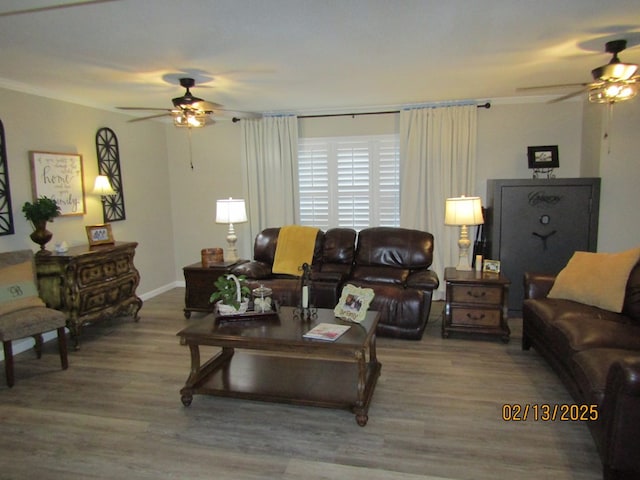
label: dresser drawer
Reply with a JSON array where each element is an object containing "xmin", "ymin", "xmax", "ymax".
[
  {"xmin": 450, "ymin": 307, "xmax": 501, "ymax": 328},
  {"xmin": 450, "ymin": 284, "xmax": 502, "ymax": 305}
]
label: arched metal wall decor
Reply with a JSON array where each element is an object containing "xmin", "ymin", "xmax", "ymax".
[
  {"xmin": 95, "ymin": 127, "xmax": 126, "ymax": 222},
  {"xmin": 0, "ymin": 119, "xmax": 15, "ymax": 236}
]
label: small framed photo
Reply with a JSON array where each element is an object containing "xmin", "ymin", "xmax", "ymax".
[
  {"xmin": 85, "ymin": 223, "xmax": 114, "ymax": 246},
  {"xmin": 527, "ymin": 145, "xmax": 559, "ymax": 169},
  {"xmin": 483, "ymin": 259, "xmax": 501, "ymax": 274},
  {"xmin": 334, "ymin": 284, "xmax": 375, "ymax": 323}
]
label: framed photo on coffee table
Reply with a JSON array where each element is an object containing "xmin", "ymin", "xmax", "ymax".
[{"xmin": 334, "ymin": 284, "xmax": 375, "ymax": 323}]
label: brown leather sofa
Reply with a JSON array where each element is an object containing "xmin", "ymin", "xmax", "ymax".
[
  {"xmin": 232, "ymin": 227, "xmax": 357, "ymax": 309},
  {"xmin": 232, "ymin": 226, "xmax": 439, "ymax": 339},
  {"xmin": 522, "ymin": 262, "xmax": 640, "ymax": 480}
]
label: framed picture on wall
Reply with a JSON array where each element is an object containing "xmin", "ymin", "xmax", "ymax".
[
  {"xmin": 527, "ymin": 145, "xmax": 559, "ymax": 169},
  {"xmin": 29, "ymin": 151, "xmax": 86, "ymax": 216}
]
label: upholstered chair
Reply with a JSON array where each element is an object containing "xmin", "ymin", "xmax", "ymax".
[{"xmin": 0, "ymin": 249, "xmax": 68, "ymax": 387}]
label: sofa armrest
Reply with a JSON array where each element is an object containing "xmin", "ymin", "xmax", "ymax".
[
  {"xmin": 600, "ymin": 357, "xmax": 640, "ymax": 472},
  {"xmin": 406, "ymin": 270, "xmax": 440, "ymax": 291},
  {"xmin": 523, "ymin": 271, "xmax": 556, "ymax": 300},
  {"xmin": 232, "ymin": 261, "xmax": 272, "ymax": 280}
]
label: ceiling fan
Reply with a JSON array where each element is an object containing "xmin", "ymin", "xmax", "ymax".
[
  {"xmin": 117, "ymin": 77, "xmax": 258, "ymax": 127},
  {"xmin": 518, "ymin": 39, "xmax": 638, "ymax": 104}
]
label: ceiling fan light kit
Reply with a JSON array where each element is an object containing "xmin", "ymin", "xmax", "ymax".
[{"xmin": 172, "ymin": 110, "xmax": 209, "ymax": 128}]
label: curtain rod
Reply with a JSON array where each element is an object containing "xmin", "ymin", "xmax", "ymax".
[
  {"xmin": 299, "ymin": 102, "xmax": 491, "ymax": 119},
  {"xmin": 231, "ymin": 102, "xmax": 491, "ymax": 122}
]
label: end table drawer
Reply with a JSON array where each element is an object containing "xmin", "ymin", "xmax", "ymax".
[
  {"xmin": 451, "ymin": 308, "xmax": 501, "ymax": 328},
  {"xmin": 450, "ymin": 285, "xmax": 502, "ymax": 305}
]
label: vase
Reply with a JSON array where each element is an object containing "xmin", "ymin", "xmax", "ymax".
[{"xmin": 30, "ymin": 220, "xmax": 53, "ymax": 254}]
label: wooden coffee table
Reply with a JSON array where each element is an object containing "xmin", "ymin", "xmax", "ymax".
[{"xmin": 176, "ymin": 306, "xmax": 381, "ymax": 426}]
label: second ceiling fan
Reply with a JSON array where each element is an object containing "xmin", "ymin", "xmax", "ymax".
[
  {"xmin": 118, "ymin": 77, "xmax": 259, "ymax": 127},
  {"xmin": 518, "ymin": 39, "xmax": 638, "ymax": 104}
]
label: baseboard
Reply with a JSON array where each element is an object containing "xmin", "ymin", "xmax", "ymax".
[{"xmin": 2, "ymin": 281, "xmax": 181, "ymax": 362}]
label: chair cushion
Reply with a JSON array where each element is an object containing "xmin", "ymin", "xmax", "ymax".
[
  {"xmin": 0, "ymin": 307, "xmax": 67, "ymax": 341},
  {"xmin": 0, "ymin": 250, "xmax": 46, "ymax": 316}
]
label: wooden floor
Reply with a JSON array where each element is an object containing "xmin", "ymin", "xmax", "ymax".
[{"xmin": 0, "ymin": 289, "xmax": 603, "ymax": 480}]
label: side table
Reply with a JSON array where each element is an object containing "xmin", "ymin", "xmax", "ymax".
[
  {"xmin": 442, "ymin": 267, "xmax": 511, "ymax": 342},
  {"xmin": 183, "ymin": 260, "xmax": 243, "ymax": 318}
]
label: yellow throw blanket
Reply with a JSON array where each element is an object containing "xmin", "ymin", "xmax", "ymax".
[{"xmin": 272, "ymin": 225, "xmax": 319, "ymax": 276}]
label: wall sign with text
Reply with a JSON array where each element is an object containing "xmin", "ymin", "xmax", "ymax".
[{"xmin": 29, "ymin": 151, "xmax": 86, "ymax": 216}]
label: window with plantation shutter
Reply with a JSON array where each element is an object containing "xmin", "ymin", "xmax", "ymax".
[{"xmin": 298, "ymin": 135, "xmax": 399, "ymax": 230}]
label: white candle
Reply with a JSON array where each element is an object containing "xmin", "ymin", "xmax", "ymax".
[
  {"xmin": 302, "ymin": 285, "xmax": 309, "ymax": 308},
  {"xmin": 475, "ymin": 255, "xmax": 483, "ymax": 272}
]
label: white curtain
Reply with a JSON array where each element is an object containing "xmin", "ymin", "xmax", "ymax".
[
  {"xmin": 241, "ymin": 115, "xmax": 299, "ymax": 241},
  {"xmin": 399, "ymin": 105, "xmax": 478, "ymax": 299}
]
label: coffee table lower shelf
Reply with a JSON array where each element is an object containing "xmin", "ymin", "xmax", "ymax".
[{"xmin": 180, "ymin": 350, "xmax": 381, "ymax": 426}]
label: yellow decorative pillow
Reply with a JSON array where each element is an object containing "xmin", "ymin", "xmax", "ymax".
[
  {"xmin": 548, "ymin": 247, "xmax": 640, "ymax": 312},
  {"xmin": 272, "ymin": 225, "xmax": 319, "ymax": 276}
]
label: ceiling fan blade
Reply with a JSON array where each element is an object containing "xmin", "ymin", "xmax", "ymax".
[
  {"xmin": 127, "ymin": 113, "xmax": 171, "ymax": 123},
  {"xmin": 548, "ymin": 86, "xmax": 590, "ymax": 104},
  {"xmin": 117, "ymin": 107, "xmax": 172, "ymax": 112},
  {"xmin": 517, "ymin": 82, "xmax": 590, "ymax": 92}
]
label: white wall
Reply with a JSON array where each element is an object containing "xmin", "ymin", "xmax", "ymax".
[
  {"xmin": 0, "ymin": 88, "xmax": 176, "ymax": 296},
  {"xmin": 595, "ymin": 100, "xmax": 640, "ymax": 251},
  {"xmin": 165, "ymin": 120, "xmax": 249, "ymax": 282}
]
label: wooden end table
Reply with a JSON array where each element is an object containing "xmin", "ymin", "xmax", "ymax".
[
  {"xmin": 442, "ymin": 267, "xmax": 511, "ymax": 342},
  {"xmin": 176, "ymin": 306, "xmax": 381, "ymax": 426},
  {"xmin": 182, "ymin": 260, "xmax": 243, "ymax": 318}
]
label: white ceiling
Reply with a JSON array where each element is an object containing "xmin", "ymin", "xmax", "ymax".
[{"xmin": 0, "ymin": 0, "xmax": 639, "ymax": 119}]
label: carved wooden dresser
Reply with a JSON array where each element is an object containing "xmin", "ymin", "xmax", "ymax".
[{"xmin": 35, "ymin": 241, "xmax": 142, "ymax": 348}]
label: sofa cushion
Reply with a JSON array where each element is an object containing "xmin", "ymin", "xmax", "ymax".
[
  {"xmin": 355, "ymin": 227, "xmax": 434, "ymax": 268},
  {"xmin": 350, "ymin": 265, "xmax": 409, "ymax": 285},
  {"xmin": 553, "ymin": 314, "xmax": 640, "ymax": 357},
  {"xmin": 548, "ymin": 247, "xmax": 640, "ymax": 313},
  {"xmin": 322, "ymin": 228, "xmax": 356, "ymax": 264}
]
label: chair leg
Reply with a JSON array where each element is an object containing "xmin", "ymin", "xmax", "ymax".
[
  {"xmin": 33, "ymin": 334, "xmax": 43, "ymax": 358},
  {"xmin": 57, "ymin": 327, "xmax": 68, "ymax": 370},
  {"xmin": 3, "ymin": 340, "xmax": 15, "ymax": 388}
]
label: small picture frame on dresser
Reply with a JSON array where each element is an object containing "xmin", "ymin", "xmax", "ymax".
[
  {"xmin": 86, "ymin": 223, "xmax": 114, "ymax": 246},
  {"xmin": 483, "ymin": 259, "xmax": 501, "ymax": 274}
]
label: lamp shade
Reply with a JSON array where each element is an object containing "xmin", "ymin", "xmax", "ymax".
[
  {"xmin": 92, "ymin": 175, "xmax": 116, "ymax": 196},
  {"xmin": 215, "ymin": 198, "xmax": 247, "ymax": 224},
  {"xmin": 444, "ymin": 196, "xmax": 484, "ymax": 226}
]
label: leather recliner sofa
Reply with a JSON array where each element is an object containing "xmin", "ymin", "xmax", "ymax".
[
  {"xmin": 522, "ymin": 261, "xmax": 640, "ymax": 480},
  {"xmin": 231, "ymin": 226, "xmax": 439, "ymax": 340}
]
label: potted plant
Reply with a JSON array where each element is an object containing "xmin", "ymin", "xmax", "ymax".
[
  {"xmin": 209, "ymin": 273, "xmax": 251, "ymax": 315},
  {"xmin": 22, "ymin": 196, "xmax": 61, "ymax": 253}
]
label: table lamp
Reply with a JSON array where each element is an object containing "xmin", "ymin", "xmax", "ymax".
[
  {"xmin": 445, "ymin": 195, "xmax": 484, "ymax": 271},
  {"xmin": 215, "ymin": 197, "xmax": 247, "ymax": 263}
]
